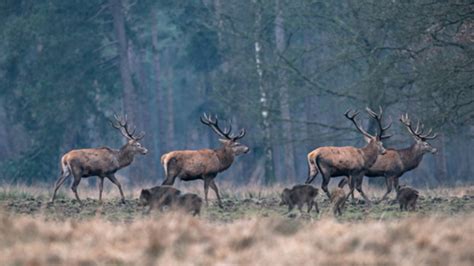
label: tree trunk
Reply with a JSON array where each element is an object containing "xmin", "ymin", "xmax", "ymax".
[
  {"xmin": 166, "ymin": 63, "xmax": 175, "ymax": 151},
  {"xmin": 151, "ymin": 10, "xmax": 165, "ymax": 160},
  {"xmin": 253, "ymin": 0, "xmax": 275, "ymax": 184},
  {"xmin": 274, "ymin": 0, "xmax": 296, "ymax": 183},
  {"xmin": 434, "ymin": 133, "xmax": 448, "ymax": 186},
  {"xmin": 109, "ymin": 0, "xmax": 140, "ymax": 184}
]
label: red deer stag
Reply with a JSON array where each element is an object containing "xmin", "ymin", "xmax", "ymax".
[
  {"xmin": 50, "ymin": 114, "xmax": 147, "ymax": 204},
  {"xmin": 339, "ymin": 113, "xmax": 438, "ymax": 202},
  {"xmin": 161, "ymin": 113, "xmax": 249, "ymax": 208},
  {"xmin": 305, "ymin": 107, "xmax": 391, "ymax": 204}
]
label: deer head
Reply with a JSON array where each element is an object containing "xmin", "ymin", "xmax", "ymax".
[
  {"xmin": 200, "ymin": 113, "xmax": 249, "ymax": 155},
  {"xmin": 400, "ymin": 113, "xmax": 438, "ymax": 154},
  {"xmin": 345, "ymin": 106, "xmax": 392, "ymax": 154},
  {"xmin": 110, "ymin": 113, "xmax": 148, "ymax": 155}
]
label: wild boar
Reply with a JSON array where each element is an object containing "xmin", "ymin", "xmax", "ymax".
[
  {"xmin": 174, "ymin": 193, "xmax": 203, "ymax": 216},
  {"xmin": 280, "ymin": 184, "xmax": 319, "ymax": 214},
  {"xmin": 396, "ymin": 184, "xmax": 419, "ymax": 211},
  {"xmin": 330, "ymin": 187, "xmax": 347, "ymax": 216},
  {"xmin": 139, "ymin": 185, "xmax": 181, "ymax": 212}
]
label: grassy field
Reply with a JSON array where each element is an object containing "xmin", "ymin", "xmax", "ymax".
[{"xmin": 0, "ymin": 183, "xmax": 473, "ymax": 265}]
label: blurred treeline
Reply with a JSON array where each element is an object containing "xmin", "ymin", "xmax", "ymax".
[{"xmin": 0, "ymin": 0, "xmax": 472, "ymax": 187}]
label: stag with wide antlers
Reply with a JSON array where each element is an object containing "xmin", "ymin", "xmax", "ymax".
[
  {"xmin": 50, "ymin": 114, "xmax": 148, "ymax": 204},
  {"xmin": 161, "ymin": 113, "xmax": 249, "ymax": 208},
  {"xmin": 339, "ymin": 113, "xmax": 438, "ymax": 202},
  {"xmin": 305, "ymin": 107, "xmax": 391, "ymax": 204}
]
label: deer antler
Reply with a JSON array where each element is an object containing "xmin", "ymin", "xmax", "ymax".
[
  {"xmin": 344, "ymin": 109, "xmax": 373, "ymax": 139},
  {"xmin": 110, "ymin": 113, "xmax": 145, "ymax": 140},
  {"xmin": 400, "ymin": 113, "xmax": 438, "ymax": 141},
  {"xmin": 366, "ymin": 106, "xmax": 392, "ymax": 140},
  {"xmin": 200, "ymin": 113, "xmax": 246, "ymax": 141}
]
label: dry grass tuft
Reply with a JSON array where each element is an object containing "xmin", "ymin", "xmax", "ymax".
[{"xmin": 0, "ymin": 212, "xmax": 473, "ymax": 266}]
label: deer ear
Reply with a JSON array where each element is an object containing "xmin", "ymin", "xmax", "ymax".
[
  {"xmin": 219, "ymin": 139, "xmax": 230, "ymax": 144},
  {"xmin": 363, "ymin": 136, "xmax": 371, "ymax": 143}
]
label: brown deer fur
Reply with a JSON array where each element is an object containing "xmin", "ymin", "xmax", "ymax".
[
  {"xmin": 305, "ymin": 107, "xmax": 391, "ymax": 204},
  {"xmin": 339, "ymin": 113, "xmax": 437, "ymax": 201},
  {"xmin": 279, "ymin": 184, "xmax": 319, "ymax": 213},
  {"xmin": 161, "ymin": 114, "xmax": 248, "ymax": 208},
  {"xmin": 50, "ymin": 114, "xmax": 147, "ymax": 204},
  {"xmin": 330, "ymin": 188, "xmax": 346, "ymax": 216},
  {"xmin": 396, "ymin": 184, "xmax": 419, "ymax": 211}
]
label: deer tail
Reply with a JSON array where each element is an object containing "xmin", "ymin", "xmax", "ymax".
[
  {"xmin": 161, "ymin": 154, "xmax": 169, "ymax": 178},
  {"xmin": 60, "ymin": 155, "xmax": 71, "ymax": 177},
  {"xmin": 307, "ymin": 153, "xmax": 319, "ymax": 179}
]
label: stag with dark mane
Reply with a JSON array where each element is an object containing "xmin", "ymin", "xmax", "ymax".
[
  {"xmin": 161, "ymin": 114, "xmax": 249, "ymax": 208},
  {"xmin": 339, "ymin": 113, "xmax": 438, "ymax": 201},
  {"xmin": 50, "ymin": 114, "xmax": 147, "ymax": 204},
  {"xmin": 305, "ymin": 107, "xmax": 391, "ymax": 204}
]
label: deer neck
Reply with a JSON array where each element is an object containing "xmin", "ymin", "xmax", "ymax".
[
  {"xmin": 361, "ymin": 141, "xmax": 380, "ymax": 168},
  {"xmin": 118, "ymin": 144, "xmax": 135, "ymax": 169},
  {"xmin": 215, "ymin": 145, "xmax": 235, "ymax": 171},
  {"xmin": 399, "ymin": 143, "xmax": 424, "ymax": 171}
]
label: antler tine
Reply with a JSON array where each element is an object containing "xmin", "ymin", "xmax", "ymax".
[
  {"xmin": 344, "ymin": 109, "xmax": 360, "ymax": 119},
  {"xmin": 201, "ymin": 113, "xmax": 231, "ymax": 139},
  {"xmin": 224, "ymin": 123, "xmax": 232, "ymax": 136},
  {"xmin": 414, "ymin": 120, "xmax": 421, "ymax": 135},
  {"xmin": 110, "ymin": 112, "xmax": 145, "ymax": 141},
  {"xmin": 200, "ymin": 113, "xmax": 247, "ymax": 141},
  {"xmin": 382, "ymin": 116, "xmax": 393, "ymax": 131},
  {"xmin": 365, "ymin": 107, "xmax": 380, "ymax": 119},
  {"xmin": 134, "ymin": 131, "xmax": 145, "ymax": 140},
  {"xmin": 379, "ymin": 115, "xmax": 393, "ymax": 140},
  {"xmin": 232, "ymin": 128, "xmax": 246, "ymax": 141},
  {"xmin": 400, "ymin": 113, "xmax": 437, "ymax": 141},
  {"xmin": 366, "ymin": 106, "xmax": 391, "ymax": 139},
  {"xmin": 344, "ymin": 109, "xmax": 373, "ymax": 138},
  {"xmin": 422, "ymin": 132, "xmax": 438, "ymax": 140}
]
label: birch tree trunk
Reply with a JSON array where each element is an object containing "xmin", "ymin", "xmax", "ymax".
[
  {"xmin": 253, "ymin": 0, "xmax": 275, "ymax": 184},
  {"xmin": 274, "ymin": 0, "xmax": 296, "ymax": 182}
]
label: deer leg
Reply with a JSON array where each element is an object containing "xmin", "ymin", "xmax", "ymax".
[
  {"xmin": 321, "ymin": 174, "xmax": 331, "ymax": 199},
  {"xmin": 379, "ymin": 176, "xmax": 394, "ymax": 203},
  {"xmin": 161, "ymin": 174, "xmax": 177, "ymax": 186},
  {"xmin": 355, "ymin": 175, "xmax": 372, "ymax": 205},
  {"xmin": 98, "ymin": 177, "xmax": 104, "ymax": 202},
  {"xmin": 346, "ymin": 175, "xmax": 356, "ymax": 203},
  {"xmin": 70, "ymin": 175, "xmax": 82, "ymax": 204},
  {"xmin": 50, "ymin": 171, "xmax": 70, "ymax": 203},
  {"xmin": 203, "ymin": 178, "xmax": 210, "ymax": 206},
  {"xmin": 209, "ymin": 179, "xmax": 223, "ymax": 208},
  {"xmin": 107, "ymin": 174, "xmax": 125, "ymax": 204}
]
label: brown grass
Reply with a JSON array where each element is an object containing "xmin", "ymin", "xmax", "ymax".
[
  {"xmin": 1, "ymin": 184, "xmax": 473, "ymax": 265},
  {"xmin": 0, "ymin": 212, "xmax": 473, "ymax": 266}
]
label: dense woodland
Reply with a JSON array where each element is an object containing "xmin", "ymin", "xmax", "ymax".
[{"xmin": 0, "ymin": 0, "xmax": 472, "ymax": 187}]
